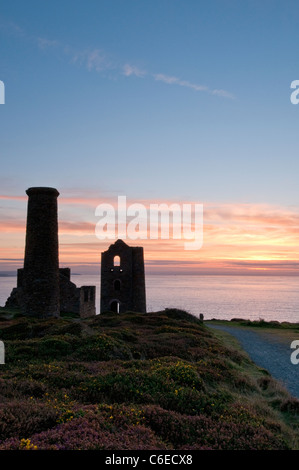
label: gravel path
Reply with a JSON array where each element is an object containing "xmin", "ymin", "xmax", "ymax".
[{"xmin": 207, "ymin": 324, "xmax": 299, "ymax": 399}]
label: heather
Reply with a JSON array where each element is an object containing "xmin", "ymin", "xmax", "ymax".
[{"xmin": 0, "ymin": 308, "xmax": 298, "ymax": 450}]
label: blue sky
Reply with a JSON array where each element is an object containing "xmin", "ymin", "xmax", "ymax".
[
  {"xmin": 1, "ymin": 1, "xmax": 299, "ymax": 277},
  {"xmin": 1, "ymin": 0, "xmax": 299, "ymax": 205}
]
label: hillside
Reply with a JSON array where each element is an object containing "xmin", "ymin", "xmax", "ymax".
[{"xmin": 0, "ymin": 308, "xmax": 298, "ymax": 450}]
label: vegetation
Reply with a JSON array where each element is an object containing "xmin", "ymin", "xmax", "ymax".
[
  {"xmin": 0, "ymin": 308, "xmax": 298, "ymax": 450},
  {"xmin": 207, "ymin": 317, "xmax": 299, "ymax": 330},
  {"xmin": 206, "ymin": 318, "xmax": 299, "ymax": 346}
]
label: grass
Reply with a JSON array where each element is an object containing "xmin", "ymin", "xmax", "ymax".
[
  {"xmin": 206, "ymin": 318, "xmax": 299, "ymax": 346},
  {"xmin": 0, "ymin": 308, "xmax": 298, "ymax": 450}
]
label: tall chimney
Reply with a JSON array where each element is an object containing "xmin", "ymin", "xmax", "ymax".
[{"xmin": 22, "ymin": 187, "xmax": 60, "ymax": 318}]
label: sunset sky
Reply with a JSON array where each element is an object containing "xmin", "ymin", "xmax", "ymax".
[{"xmin": 1, "ymin": 1, "xmax": 299, "ymax": 276}]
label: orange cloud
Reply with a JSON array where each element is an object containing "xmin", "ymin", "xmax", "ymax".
[
  {"xmin": 0, "ymin": 195, "xmax": 26, "ymax": 201},
  {"xmin": 0, "ymin": 193, "xmax": 299, "ymax": 275}
]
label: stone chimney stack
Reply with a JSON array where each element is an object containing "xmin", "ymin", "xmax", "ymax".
[{"xmin": 22, "ymin": 187, "xmax": 60, "ymax": 318}]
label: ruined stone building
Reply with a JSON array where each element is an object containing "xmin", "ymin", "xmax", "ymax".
[
  {"xmin": 5, "ymin": 187, "xmax": 147, "ymax": 317},
  {"xmin": 6, "ymin": 187, "xmax": 96, "ymax": 318},
  {"xmin": 100, "ymin": 239, "xmax": 146, "ymax": 314}
]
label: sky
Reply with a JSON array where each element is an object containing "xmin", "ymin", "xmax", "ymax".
[{"xmin": 0, "ymin": 0, "xmax": 299, "ymax": 276}]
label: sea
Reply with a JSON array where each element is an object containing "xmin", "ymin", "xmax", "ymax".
[{"xmin": 0, "ymin": 274, "xmax": 298, "ymax": 323}]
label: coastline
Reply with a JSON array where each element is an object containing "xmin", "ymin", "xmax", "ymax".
[{"xmin": 206, "ymin": 320, "xmax": 299, "ymax": 399}]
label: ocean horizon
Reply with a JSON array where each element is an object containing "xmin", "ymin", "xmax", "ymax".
[{"xmin": 1, "ymin": 273, "xmax": 298, "ymax": 323}]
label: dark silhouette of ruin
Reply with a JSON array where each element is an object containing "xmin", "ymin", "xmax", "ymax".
[
  {"xmin": 6, "ymin": 187, "xmax": 96, "ymax": 318},
  {"xmin": 101, "ymin": 239, "xmax": 146, "ymax": 314},
  {"xmin": 5, "ymin": 187, "xmax": 147, "ymax": 317}
]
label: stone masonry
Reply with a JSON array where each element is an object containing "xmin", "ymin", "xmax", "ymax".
[
  {"xmin": 5, "ymin": 187, "xmax": 96, "ymax": 318},
  {"xmin": 100, "ymin": 239, "xmax": 146, "ymax": 314}
]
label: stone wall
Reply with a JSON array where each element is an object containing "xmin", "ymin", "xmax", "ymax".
[
  {"xmin": 6, "ymin": 267, "xmax": 96, "ymax": 318},
  {"xmin": 5, "ymin": 187, "xmax": 96, "ymax": 319},
  {"xmin": 79, "ymin": 286, "xmax": 96, "ymax": 318},
  {"xmin": 22, "ymin": 187, "xmax": 60, "ymax": 318},
  {"xmin": 100, "ymin": 239, "xmax": 146, "ymax": 314}
]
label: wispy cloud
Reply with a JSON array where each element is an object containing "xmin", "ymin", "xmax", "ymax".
[
  {"xmin": 0, "ymin": 17, "xmax": 235, "ymax": 100},
  {"xmin": 0, "ymin": 20, "xmax": 25, "ymax": 38},
  {"xmin": 37, "ymin": 37, "xmax": 111, "ymax": 73},
  {"xmin": 0, "ymin": 195, "xmax": 26, "ymax": 201},
  {"xmin": 153, "ymin": 73, "xmax": 208, "ymax": 92},
  {"xmin": 122, "ymin": 64, "xmax": 146, "ymax": 77},
  {"xmin": 153, "ymin": 73, "xmax": 235, "ymax": 99},
  {"xmin": 212, "ymin": 89, "xmax": 235, "ymax": 99},
  {"xmin": 37, "ymin": 37, "xmax": 60, "ymax": 50},
  {"xmin": 70, "ymin": 48, "xmax": 109, "ymax": 72},
  {"xmin": 1, "ymin": 191, "xmax": 298, "ymax": 275}
]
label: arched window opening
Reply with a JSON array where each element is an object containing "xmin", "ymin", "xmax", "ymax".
[
  {"xmin": 114, "ymin": 279, "xmax": 121, "ymax": 291},
  {"xmin": 114, "ymin": 255, "xmax": 120, "ymax": 267}
]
